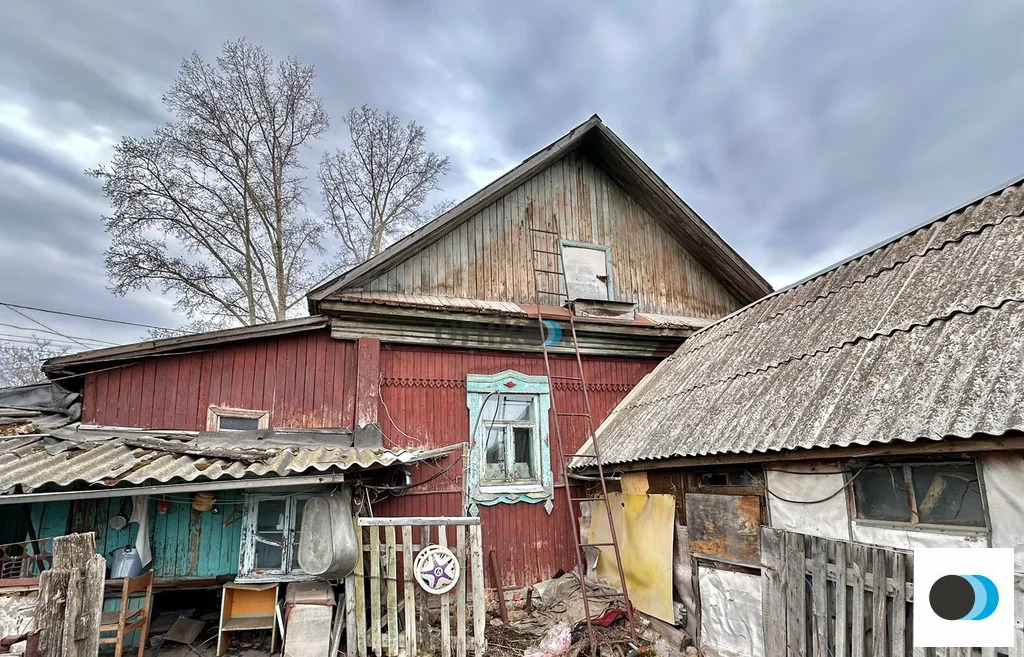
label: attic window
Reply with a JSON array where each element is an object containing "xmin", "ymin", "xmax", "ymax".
[
  {"xmin": 207, "ymin": 405, "xmax": 269, "ymax": 431},
  {"xmin": 560, "ymin": 241, "xmax": 613, "ymax": 301}
]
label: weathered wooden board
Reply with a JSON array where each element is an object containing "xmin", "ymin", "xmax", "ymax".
[{"xmin": 685, "ymin": 493, "xmax": 761, "ymax": 565}]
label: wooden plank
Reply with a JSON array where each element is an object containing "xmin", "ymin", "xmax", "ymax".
[
  {"xmin": 489, "ymin": 549, "xmax": 509, "ymax": 624},
  {"xmin": 354, "ymin": 527, "xmax": 367, "ymax": 657},
  {"xmin": 871, "ymin": 548, "xmax": 887, "ymax": 657},
  {"xmin": 834, "ymin": 541, "xmax": 848, "ymax": 657},
  {"xmin": 850, "ymin": 544, "xmax": 865, "ymax": 657},
  {"xmin": 891, "ymin": 551, "xmax": 906, "ymax": 657},
  {"xmin": 1014, "ymin": 579, "xmax": 1024, "ymax": 657},
  {"xmin": 470, "ymin": 524, "xmax": 486, "ymax": 656},
  {"xmin": 456, "ymin": 525, "xmax": 468, "ymax": 657},
  {"xmin": 370, "ymin": 526, "xmax": 383, "ymax": 657},
  {"xmin": 345, "ymin": 573, "xmax": 357, "ymax": 657},
  {"xmin": 810, "ymin": 537, "xmax": 828, "ymax": 657},
  {"xmin": 785, "ymin": 531, "xmax": 807, "ymax": 657},
  {"xmin": 439, "ymin": 526, "xmax": 452, "ymax": 657},
  {"xmin": 402, "ymin": 525, "xmax": 417, "ymax": 657},
  {"xmin": 359, "ymin": 517, "xmax": 483, "ymax": 527},
  {"xmin": 386, "ymin": 526, "xmax": 399, "ymax": 657},
  {"xmin": 760, "ymin": 527, "xmax": 787, "ymax": 657},
  {"xmin": 418, "ymin": 525, "xmax": 431, "ymax": 652}
]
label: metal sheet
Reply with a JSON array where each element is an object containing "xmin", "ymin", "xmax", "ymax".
[
  {"xmin": 586, "ymin": 493, "xmax": 675, "ymax": 622},
  {"xmin": 698, "ymin": 567, "xmax": 764, "ymax": 657},
  {"xmin": 685, "ymin": 493, "xmax": 761, "ymax": 566},
  {"xmin": 766, "ymin": 463, "xmax": 850, "ymax": 541},
  {"xmin": 0, "ymin": 432, "xmax": 435, "ymax": 494},
  {"xmin": 979, "ymin": 452, "xmax": 1024, "ymax": 574},
  {"xmin": 584, "ymin": 179, "xmax": 1024, "ymax": 464}
]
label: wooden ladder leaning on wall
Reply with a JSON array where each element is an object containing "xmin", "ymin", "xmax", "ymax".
[{"xmin": 525, "ymin": 204, "xmax": 638, "ymax": 652}]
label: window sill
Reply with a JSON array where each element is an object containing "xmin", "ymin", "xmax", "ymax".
[
  {"xmin": 479, "ymin": 482, "xmax": 545, "ymax": 494},
  {"xmin": 853, "ymin": 519, "xmax": 987, "ymax": 536}
]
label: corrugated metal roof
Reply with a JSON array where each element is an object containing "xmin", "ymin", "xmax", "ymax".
[
  {"xmin": 582, "ymin": 178, "xmax": 1024, "ymax": 465},
  {"xmin": 0, "ymin": 429, "xmax": 434, "ymax": 494}
]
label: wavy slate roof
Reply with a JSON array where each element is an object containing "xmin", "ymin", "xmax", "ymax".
[
  {"xmin": 585, "ymin": 176, "xmax": 1024, "ymax": 464},
  {"xmin": 0, "ymin": 429, "xmax": 435, "ymax": 494}
]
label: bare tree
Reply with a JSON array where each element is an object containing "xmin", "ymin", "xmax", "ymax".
[
  {"xmin": 319, "ymin": 105, "xmax": 451, "ymax": 265},
  {"xmin": 89, "ymin": 39, "xmax": 330, "ymax": 325},
  {"xmin": 0, "ymin": 338, "xmax": 67, "ymax": 388}
]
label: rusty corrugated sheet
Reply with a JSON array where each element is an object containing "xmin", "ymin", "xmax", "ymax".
[
  {"xmin": 0, "ymin": 432, "xmax": 434, "ymax": 494},
  {"xmin": 585, "ymin": 178, "xmax": 1024, "ymax": 464}
]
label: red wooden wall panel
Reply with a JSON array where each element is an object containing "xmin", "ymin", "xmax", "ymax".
[
  {"xmin": 83, "ymin": 329, "xmax": 359, "ymax": 430},
  {"xmin": 373, "ymin": 345, "xmax": 656, "ymax": 586}
]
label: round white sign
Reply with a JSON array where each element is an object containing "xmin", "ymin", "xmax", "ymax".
[{"xmin": 413, "ymin": 544, "xmax": 461, "ymax": 595}]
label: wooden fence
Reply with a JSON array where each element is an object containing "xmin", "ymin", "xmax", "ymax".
[
  {"xmin": 761, "ymin": 528, "xmax": 1024, "ymax": 657},
  {"xmin": 347, "ymin": 517, "xmax": 486, "ymax": 657}
]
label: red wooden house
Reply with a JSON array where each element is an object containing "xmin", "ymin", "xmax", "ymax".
[{"xmin": 39, "ymin": 115, "xmax": 769, "ymax": 588}]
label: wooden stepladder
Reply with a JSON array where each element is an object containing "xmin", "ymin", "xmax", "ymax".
[
  {"xmin": 347, "ymin": 517, "xmax": 486, "ymax": 657},
  {"xmin": 526, "ymin": 205, "xmax": 638, "ymax": 651}
]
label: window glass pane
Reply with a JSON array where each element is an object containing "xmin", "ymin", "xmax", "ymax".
[
  {"xmin": 483, "ymin": 427, "xmax": 506, "ymax": 480},
  {"xmin": 254, "ymin": 499, "xmax": 285, "ymax": 570},
  {"xmin": 729, "ymin": 470, "xmax": 765, "ymax": 487},
  {"xmin": 912, "ymin": 464, "xmax": 985, "ymax": 527},
  {"xmin": 219, "ymin": 415, "xmax": 261, "ymax": 431},
  {"xmin": 511, "ymin": 427, "xmax": 534, "ymax": 479},
  {"xmin": 700, "ymin": 473, "xmax": 729, "ymax": 487},
  {"xmin": 482, "ymin": 395, "xmax": 534, "ymax": 422},
  {"xmin": 853, "ymin": 466, "xmax": 913, "ymax": 522}
]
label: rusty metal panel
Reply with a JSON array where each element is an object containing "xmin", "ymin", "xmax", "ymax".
[
  {"xmin": 685, "ymin": 493, "xmax": 761, "ymax": 565},
  {"xmin": 586, "ymin": 179, "xmax": 1024, "ymax": 464}
]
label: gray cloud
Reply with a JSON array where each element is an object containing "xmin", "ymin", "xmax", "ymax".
[{"xmin": 2, "ymin": 0, "xmax": 1024, "ymax": 348}]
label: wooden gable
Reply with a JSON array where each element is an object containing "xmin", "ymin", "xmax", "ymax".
[{"xmin": 355, "ymin": 151, "xmax": 742, "ymax": 318}]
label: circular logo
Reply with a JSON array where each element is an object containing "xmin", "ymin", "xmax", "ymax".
[
  {"xmin": 413, "ymin": 544, "xmax": 461, "ymax": 595},
  {"xmin": 929, "ymin": 574, "xmax": 999, "ymax": 621}
]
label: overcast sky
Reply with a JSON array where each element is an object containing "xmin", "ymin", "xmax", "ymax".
[{"xmin": 3, "ymin": 1, "xmax": 1024, "ymax": 348}]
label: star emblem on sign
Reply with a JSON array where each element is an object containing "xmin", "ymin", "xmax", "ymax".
[{"xmin": 413, "ymin": 545, "xmax": 461, "ymax": 595}]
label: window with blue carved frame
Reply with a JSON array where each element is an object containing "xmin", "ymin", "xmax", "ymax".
[{"xmin": 466, "ymin": 371, "xmax": 553, "ymax": 515}]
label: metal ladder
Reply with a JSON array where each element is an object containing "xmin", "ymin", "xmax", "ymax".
[{"xmin": 525, "ymin": 204, "xmax": 638, "ymax": 651}]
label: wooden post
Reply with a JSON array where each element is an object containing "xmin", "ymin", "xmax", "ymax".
[
  {"xmin": 353, "ymin": 338, "xmax": 382, "ymax": 447},
  {"xmin": 760, "ymin": 527, "xmax": 786, "ymax": 657},
  {"xmin": 488, "ymin": 549, "xmax": 509, "ymax": 624},
  {"xmin": 469, "ymin": 524, "xmax": 486, "ymax": 656},
  {"xmin": 36, "ymin": 532, "xmax": 105, "ymax": 657}
]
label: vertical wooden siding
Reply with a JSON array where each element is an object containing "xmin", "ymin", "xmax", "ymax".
[
  {"xmin": 373, "ymin": 345, "xmax": 655, "ymax": 587},
  {"xmin": 364, "ymin": 151, "xmax": 741, "ymax": 318},
  {"xmin": 83, "ymin": 329, "xmax": 358, "ymax": 430}
]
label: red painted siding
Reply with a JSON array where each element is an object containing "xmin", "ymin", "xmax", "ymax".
[
  {"xmin": 372, "ymin": 346, "xmax": 656, "ymax": 586},
  {"xmin": 82, "ymin": 335, "xmax": 657, "ymax": 587},
  {"xmin": 83, "ymin": 329, "xmax": 359, "ymax": 430}
]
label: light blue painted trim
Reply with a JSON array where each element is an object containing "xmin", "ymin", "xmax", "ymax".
[
  {"xmin": 558, "ymin": 240, "xmax": 615, "ymax": 300},
  {"xmin": 466, "ymin": 371, "xmax": 553, "ymax": 510}
]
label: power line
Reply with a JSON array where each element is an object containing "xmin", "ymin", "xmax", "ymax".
[
  {"xmin": 1, "ymin": 304, "xmax": 92, "ymax": 349},
  {"xmin": 0, "ymin": 302, "xmax": 187, "ymax": 334},
  {"xmin": 0, "ymin": 323, "xmax": 118, "ymax": 346}
]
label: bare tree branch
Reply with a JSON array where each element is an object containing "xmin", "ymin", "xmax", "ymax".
[
  {"xmin": 89, "ymin": 39, "xmax": 329, "ymax": 325},
  {"xmin": 0, "ymin": 338, "xmax": 67, "ymax": 388},
  {"xmin": 319, "ymin": 105, "xmax": 451, "ymax": 266}
]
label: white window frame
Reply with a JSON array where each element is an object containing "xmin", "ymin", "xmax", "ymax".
[
  {"xmin": 207, "ymin": 405, "xmax": 269, "ymax": 431},
  {"xmin": 238, "ymin": 492, "xmax": 313, "ymax": 581}
]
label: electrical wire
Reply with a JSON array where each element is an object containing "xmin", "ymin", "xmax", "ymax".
[
  {"xmin": 0, "ymin": 323, "xmax": 118, "ymax": 346},
  {"xmin": 0, "ymin": 301, "xmax": 187, "ymax": 334},
  {"xmin": 1, "ymin": 304, "xmax": 92, "ymax": 349},
  {"xmin": 764, "ymin": 464, "xmax": 872, "ymax": 505}
]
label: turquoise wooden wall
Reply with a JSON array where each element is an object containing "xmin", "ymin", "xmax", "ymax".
[{"xmin": 29, "ymin": 496, "xmax": 243, "ymax": 579}]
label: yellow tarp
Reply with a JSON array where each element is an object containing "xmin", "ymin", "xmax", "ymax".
[{"xmin": 587, "ymin": 492, "xmax": 675, "ymax": 622}]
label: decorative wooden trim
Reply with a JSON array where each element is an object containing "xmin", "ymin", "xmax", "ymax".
[
  {"xmin": 382, "ymin": 376, "xmax": 632, "ymax": 392},
  {"xmin": 206, "ymin": 405, "xmax": 270, "ymax": 431},
  {"xmin": 465, "ymin": 371, "xmax": 554, "ymax": 514}
]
